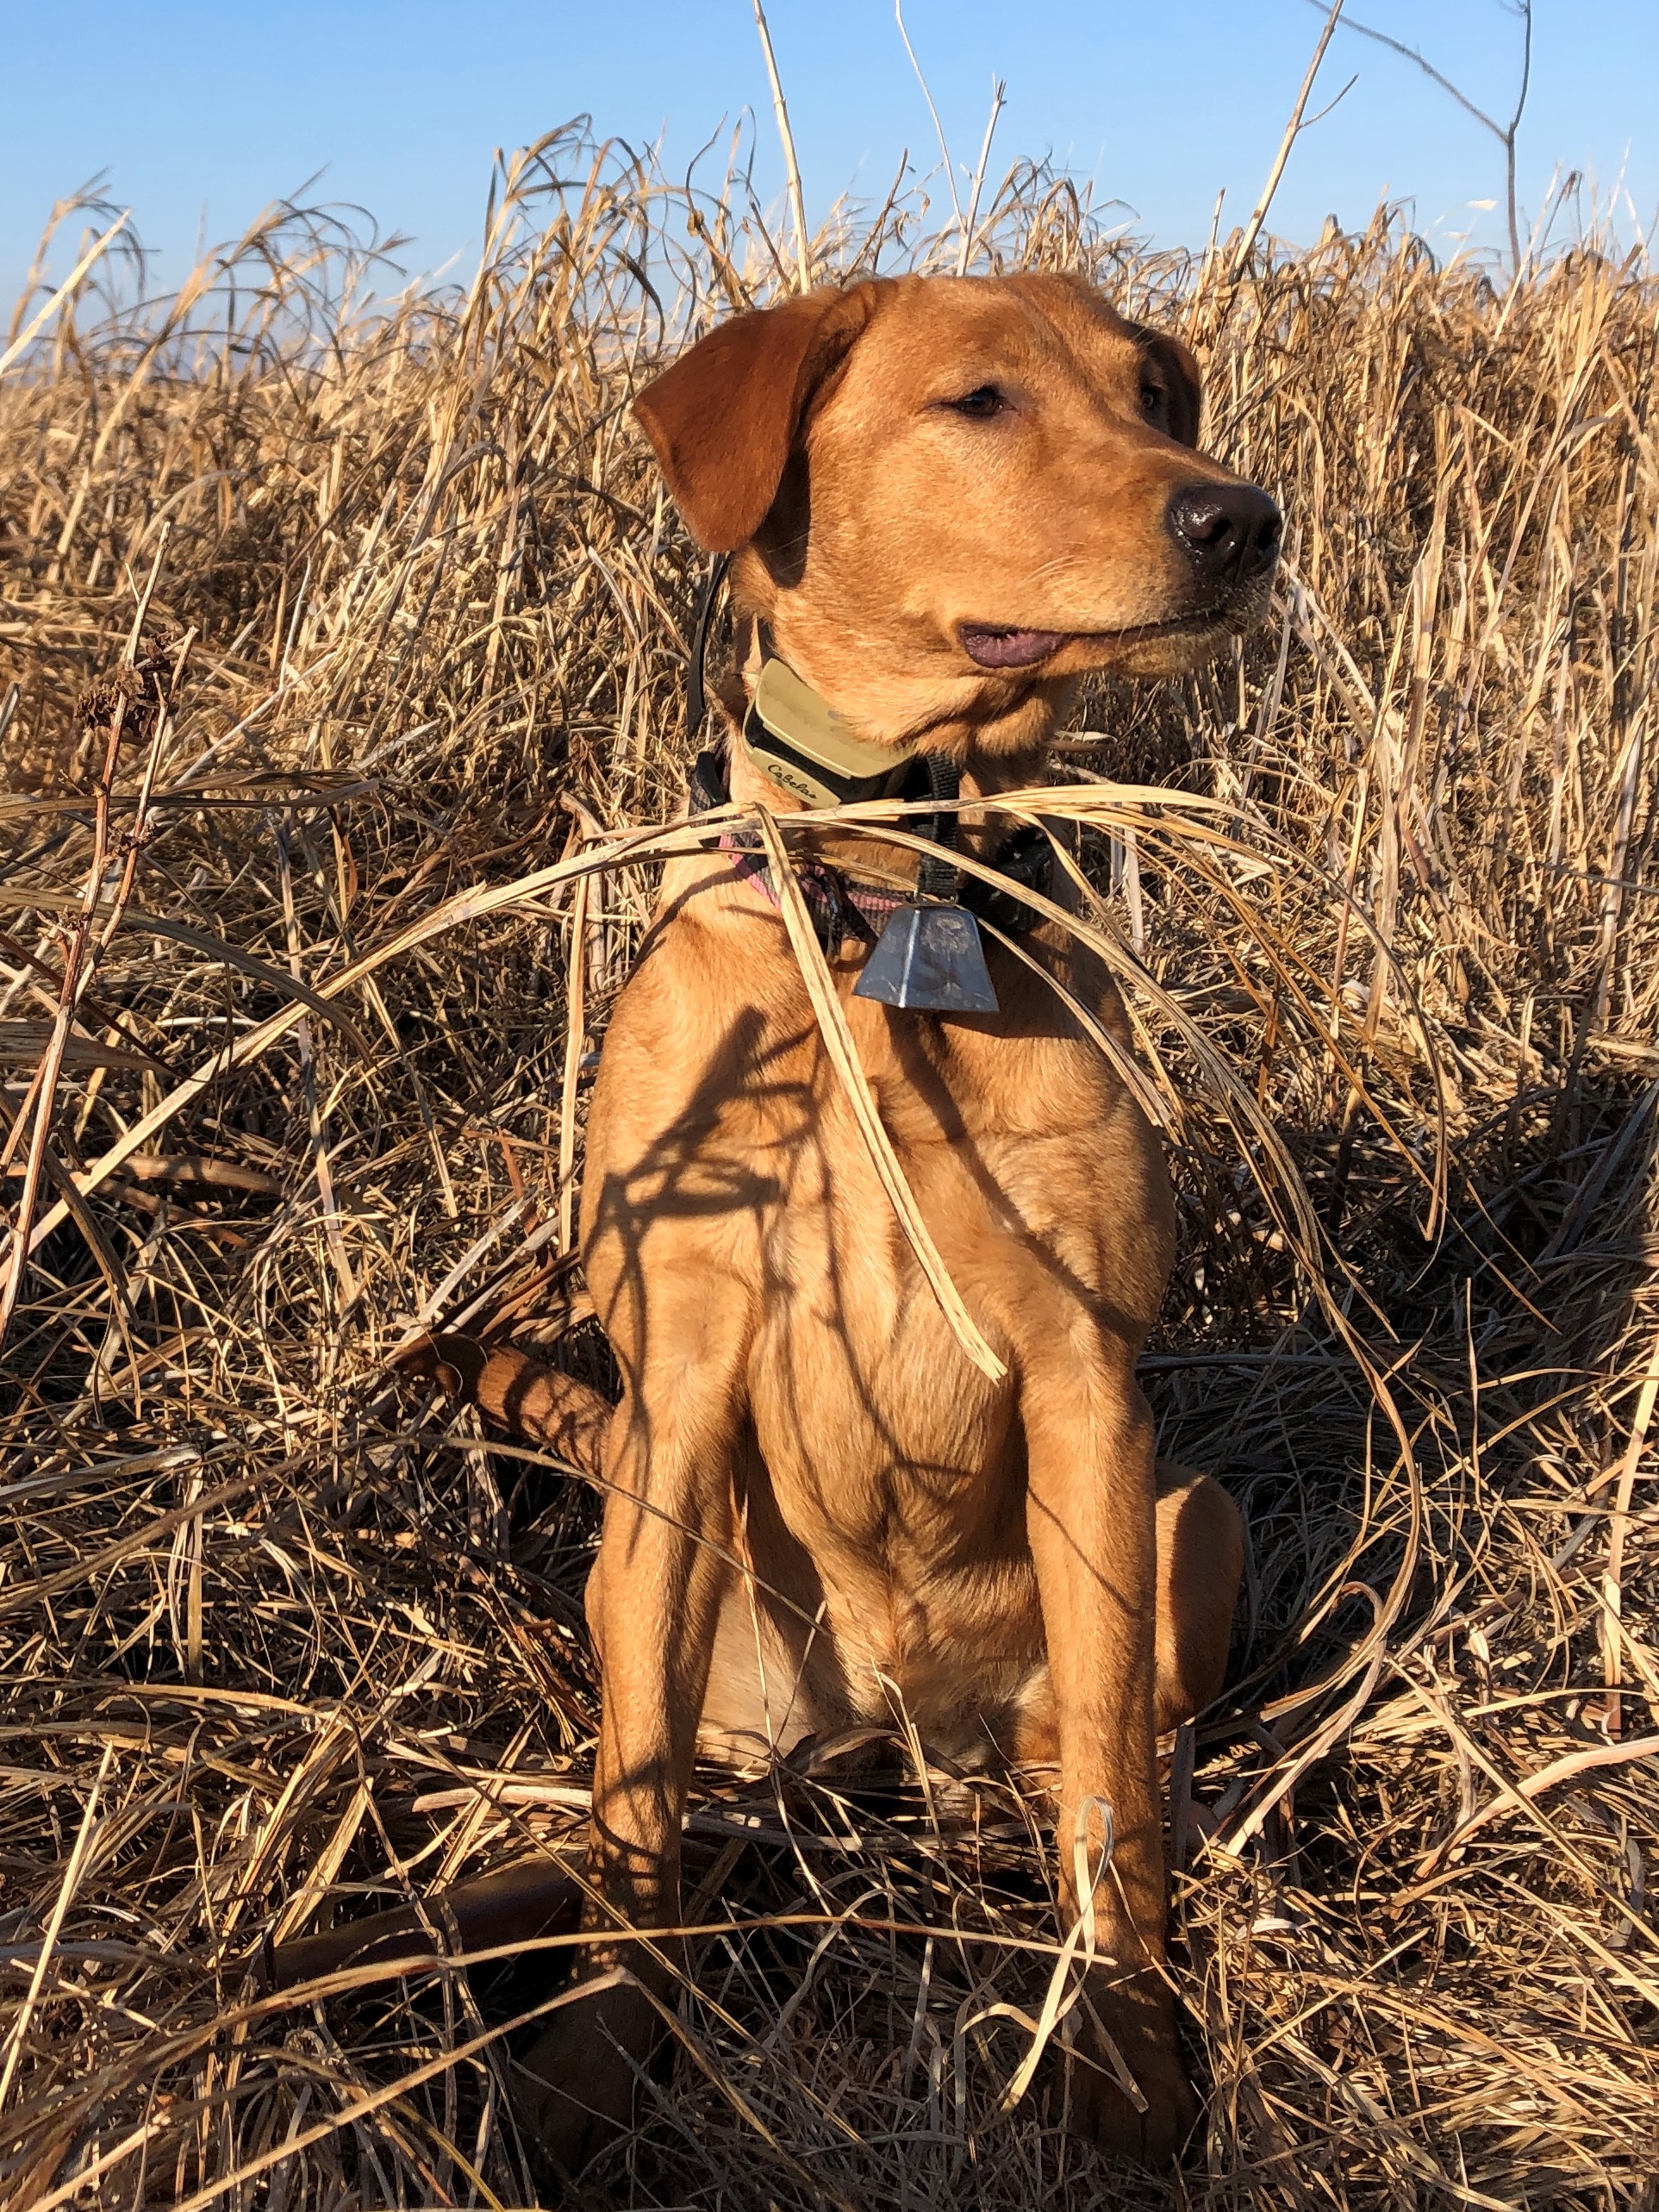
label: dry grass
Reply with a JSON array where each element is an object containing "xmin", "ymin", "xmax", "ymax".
[{"xmin": 2, "ymin": 126, "xmax": 1656, "ymax": 2209}]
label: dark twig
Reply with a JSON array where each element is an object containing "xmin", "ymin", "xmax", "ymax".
[{"xmin": 1313, "ymin": 0, "xmax": 1534, "ymax": 272}]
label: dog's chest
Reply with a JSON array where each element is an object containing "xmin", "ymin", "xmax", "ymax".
[{"xmin": 760, "ymin": 1017, "xmax": 1171, "ymax": 1316}]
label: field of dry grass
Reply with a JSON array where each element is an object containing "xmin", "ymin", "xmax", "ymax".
[{"xmin": 1, "ymin": 124, "xmax": 1656, "ymax": 2209}]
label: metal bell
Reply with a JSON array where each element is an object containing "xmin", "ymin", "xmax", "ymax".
[{"xmin": 853, "ymin": 901, "xmax": 999, "ymax": 1015}]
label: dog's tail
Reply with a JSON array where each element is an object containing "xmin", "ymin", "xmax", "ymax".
[{"xmin": 397, "ymin": 1332, "xmax": 610, "ymax": 1479}]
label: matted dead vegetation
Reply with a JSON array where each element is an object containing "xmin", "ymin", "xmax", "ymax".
[{"xmin": 1, "ymin": 126, "xmax": 1656, "ymax": 2209}]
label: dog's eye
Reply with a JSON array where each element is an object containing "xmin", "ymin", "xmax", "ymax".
[
  {"xmin": 1139, "ymin": 379, "xmax": 1166, "ymax": 422},
  {"xmin": 944, "ymin": 384, "xmax": 1006, "ymax": 418}
]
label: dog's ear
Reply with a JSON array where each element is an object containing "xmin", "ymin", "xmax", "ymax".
[
  {"xmin": 633, "ymin": 284, "xmax": 883, "ymax": 551},
  {"xmin": 1126, "ymin": 323, "xmax": 1202, "ymax": 448}
]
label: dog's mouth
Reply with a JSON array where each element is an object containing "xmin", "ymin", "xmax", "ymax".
[
  {"xmin": 957, "ymin": 609, "xmax": 1235, "ymax": 670},
  {"xmin": 957, "ymin": 624, "xmax": 1071, "ymax": 670}
]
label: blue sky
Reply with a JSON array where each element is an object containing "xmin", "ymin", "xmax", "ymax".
[{"xmin": 3, "ymin": 1, "xmax": 1653, "ymax": 307}]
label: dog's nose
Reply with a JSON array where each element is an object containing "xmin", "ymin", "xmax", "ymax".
[{"xmin": 1166, "ymin": 482, "xmax": 1282, "ymax": 584}]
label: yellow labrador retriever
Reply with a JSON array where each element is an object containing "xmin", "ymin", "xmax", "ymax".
[{"xmin": 435, "ymin": 271, "xmax": 1277, "ymax": 2167}]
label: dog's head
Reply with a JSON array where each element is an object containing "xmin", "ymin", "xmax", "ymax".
[{"xmin": 633, "ymin": 272, "xmax": 1280, "ymax": 742}]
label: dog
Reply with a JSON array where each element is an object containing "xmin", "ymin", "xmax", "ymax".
[{"xmin": 433, "ymin": 271, "xmax": 1279, "ymax": 2168}]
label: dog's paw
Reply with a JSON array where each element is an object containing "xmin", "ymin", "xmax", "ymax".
[
  {"xmin": 513, "ymin": 1974, "xmax": 663, "ymax": 2177},
  {"xmin": 1063, "ymin": 1989, "xmax": 1198, "ymax": 2167},
  {"xmin": 389, "ymin": 1328, "xmax": 483, "ymax": 1395}
]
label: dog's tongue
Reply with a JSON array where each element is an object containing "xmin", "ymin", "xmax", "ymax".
[{"xmin": 958, "ymin": 624, "xmax": 1069, "ymax": 669}]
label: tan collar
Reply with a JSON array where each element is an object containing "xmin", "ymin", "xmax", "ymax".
[{"xmin": 738, "ymin": 658, "xmax": 917, "ymax": 809}]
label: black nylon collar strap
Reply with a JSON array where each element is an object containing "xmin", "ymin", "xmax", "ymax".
[{"xmin": 685, "ymin": 552, "xmax": 732, "ymax": 740}]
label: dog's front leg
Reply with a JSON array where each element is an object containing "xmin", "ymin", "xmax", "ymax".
[
  {"xmin": 1022, "ymin": 1354, "xmax": 1196, "ymax": 2165},
  {"xmin": 515, "ymin": 1298, "xmax": 746, "ymax": 2172}
]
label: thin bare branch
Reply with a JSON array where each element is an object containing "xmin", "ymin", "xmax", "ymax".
[{"xmin": 1314, "ymin": 0, "xmax": 1535, "ymax": 270}]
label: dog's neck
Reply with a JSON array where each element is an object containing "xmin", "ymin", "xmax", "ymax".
[{"xmin": 724, "ymin": 602, "xmax": 1063, "ymax": 820}]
